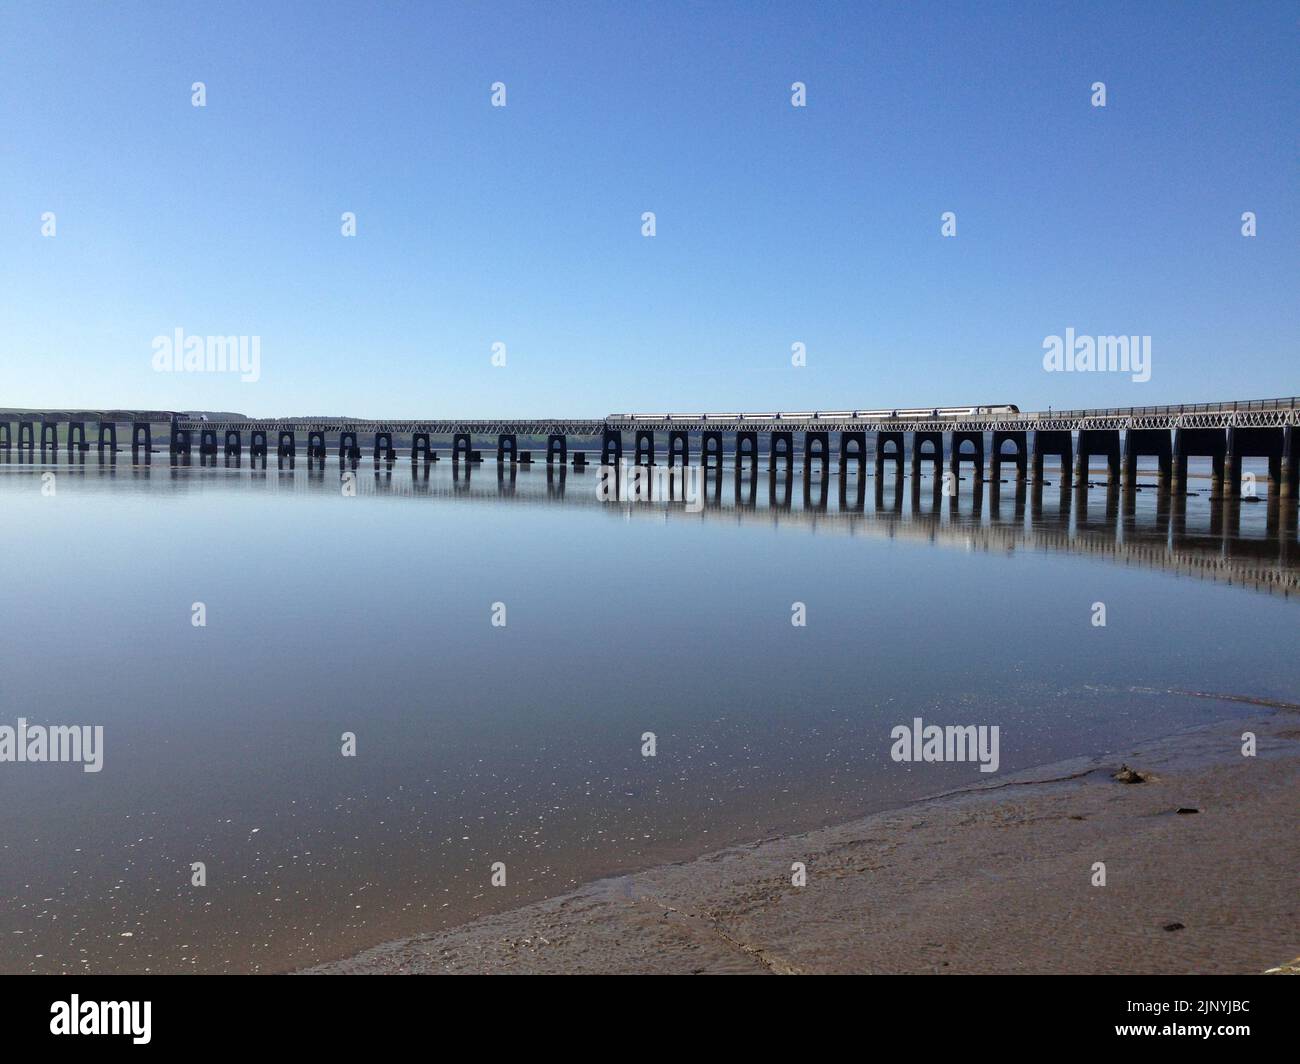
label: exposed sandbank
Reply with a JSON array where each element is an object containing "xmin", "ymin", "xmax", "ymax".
[{"xmin": 303, "ymin": 712, "xmax": 1298, "ymax": 975}]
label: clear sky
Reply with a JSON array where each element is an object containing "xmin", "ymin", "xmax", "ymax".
[{"xmin": 1, "ymin": 1, "xmax": 1295, "ymax": 418}]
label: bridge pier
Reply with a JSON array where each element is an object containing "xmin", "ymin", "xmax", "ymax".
[
  {"xmin": 40, "ymin": 420, "xmax": 58, "ymax": 451},
  {"xmin": 734, "ymin": 431, "xmax": 757, "ymax": 471},
  {"xmin": 171, "ymin": 427, "xmax": 192, "ymax": 457},
  {"xmin": 911, "ymin": 430, "xmax": 943, "ymax": 479},
  {"xmin": 339, "ymin": 430, "xmax": 359, "ymax": 463},
  {"xmin": 249, "ymin": 430, "xmax": 267, "ymax": 458},
  {"xmin": 546, "ymin": 434, "xmax": 567, "ymax": 465},
  {"xmin": 875, "ymin": 431, "xmax": 904, "ymax": 479},
  {"xmin": 1283, "ymin": 426, "xmax": 1299, "ymax": 498},
  {"xmin": 990, "ymin": 430, "xmax": 1027, "ymax": 482},
  {"xmin": 769, "ymin": 430, "xmax": 793, "ymax": 472},
  {"xmin": 950, "ymin": 430, "xmax": 984, "ymax": 482},
  {"xmin": 97, "ymin": 421, "xmax": 117, "ymax": 453},
  {"xmin": 199, "ymin": 429, "xmax": 218, "ymax": 456},
  {"xmin": 1122, "ymin": 428, "xmax": 1172, "ymax": 487},
  {"xmin": 839, "ymin": 431, "xmax": 866, "ymax": 475},
  {"xmin": 601, "ymin": 429, "xmax": 622, "ymax": 466},
  {"xmin": 701, "ymin": 430, "xmax": 724, "ymax": 470},
  {"xmin": 1032, "ymin": 430, "xmax": 1072, "ymax": 484},
  {"xmin": 1228, "ymin": 426, "xmax": 1285, "ymax": 496},
  {"xmin": 452, "ymin": 433, "xmax": 472, "ymax": 464},
  {"xmin": 804, "ymin": 431, "xmax": 830, "ymax": 475},
  {"xmin": 277, "ymin": 430, "xmax": 295, "ymax": 458},
  {"xmin": 67, "ymin": 421, "xmax": 86, "ymax": 456},
  {"xmin": 668, "ymin": 430, "xmax": 691, "ymax": 468},
  {"xmin": 634, "ymin": 430, "xmax": 655, "ymax": 466},
  {"xmin": 374, "ymin": 431, "xmax": 395, "ymax": 464},
  {"xmin": 497, "ymin": 433, "xmax": 518, "ymax": 464},
  {"xmin": 305, "ymin": 430, "xmax": 325, "ymax": 459},
  {"xmin": 1076, "ymin": 430, "xmax": 1120, "ymax": 486},
  {"xmin": 412, "ymin": 432, "xmax": 433, "ymax": 464},
  {"xmin": 0, "ymin": 422, "xmax": 9, "ymax": 450},
  {"xmin": 1172, "ymin": 428, "xmax": 1226, "ymax": 496}
]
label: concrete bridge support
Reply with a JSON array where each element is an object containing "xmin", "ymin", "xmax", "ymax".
[
  {"xmin": 1032, "ymin": 430, "xmax": 1072, "ymax": 484},
  {"xmin": 411, "ymin": 432, "xmax": 432, "ymax": 463},
  {"xmin": 339, "ymin": 430, "xmax": 359, "ymax": 462},
  {"xmin": 0, "ymin": 423, "xmax": 9, "ymax": 449},
  {"xmin": 839, "ymin": 431, "xmax": 866, "ymax": 475},
  {"xmin": 497, "ymin": 433, "xmax": 518, "ymax": 464},
  {"xmin": 770, "ymin": 431, "xmax": 793, "ymax": 472},
  {"xmin": 374, "ymin": 431, "xmax": 394, "ymax": 464},
  {"xmin": 990, "ymin": 430, "xmax": 1027, "ymax": 482},
  {"xmin": 200, "ymin": 429, "xmax": 219, "ymax": 456},
  {"xmin": 1122, "ymin": 428, "xmax": 1172, "ymax": 486},
  {"xmin": 600, "ymin": 429, "xmax": 622, "ymax": 466},
  {"xmin": 98, "ymin": 421, "xmax": 117, "ymax": 452},
  {"xmin": 669, "ymin": 430, "xmax": 691, "ymax": 468},
  {"xmin": 911, "ymin": 430, "xmax": 943, "ymax": 479},
  {"xmin": 277, "ymin": 430, "xmax": 295, "ymax": 458},
  {"xmin": 453, "ymin": 433, "xmax": 472, "ymax": 464},
  {"xmin": 1076, "ymin": 430, "xmax": 1120, "ymax": 485},
  {"xmin": 546, "ymin": 434, "xmax": 567, "ymax": 465},
  {"xmin": 68, "ymin": 421, "xmax": 86, "ymax": 455},
  {"xmin": 224, "ymin": 430, "xmax": 241, "ymax": 456},
  {"xmin": 307, "ymin": 430, "xmax": 326, "ymax": 459},
  {"xmin": 1283, "ymin": 426, "xmax": 1299, "ymax": 498},
  {"xmin": 171, "ymin": 428, "xmax": 192, "ymax": 456},
  {"xmin": 1227, "ymin": 427, "xmax": 1285, "ymax": 497},
  {"xmin": 950, "ymin": 430, "xmax": 984, "ymax": 481},
  {"xmin": 701, "ymin": 430, "xmax": 724, "ymax": 469},
  {"xmin": 634, "ymin": 430, "xmax": 655, "ymax": 466},
  {"xmin": 804, "ymin": 431, "xmax": 830, "ymax": 474},
  {"xmin": 17, "ymin": 421, "xmax": 35, "ymax": 451},
  {"xmin": 40, "ymin": 421, "xmax": 58, "ymax": 451},
  {"xmin": 875, "ymin": 431, "xmax": 905, "ymax": 479},
  {"xmin": 734, "ymin": 431, "xmax": 757, "ymax": 470},
  {"xmin": 251, "ymin": 431, "xmax": 268, "ymax": 458},
  {"xmin": 1172, "ymin": 428, "xmax": 1226, "ymax": 496}
]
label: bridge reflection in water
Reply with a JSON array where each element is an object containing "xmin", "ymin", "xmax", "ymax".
[{"xmin": 7, "ymin": 446, "xmax": 1297, "ymax": 599}]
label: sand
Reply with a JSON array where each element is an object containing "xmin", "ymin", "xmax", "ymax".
[{"xmin": 303, "ymin": 712, "xmax": 1299, "ymax": 975}]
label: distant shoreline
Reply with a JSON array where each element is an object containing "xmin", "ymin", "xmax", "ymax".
[{"xmin": 302, "ymin": 709, "xmax": 1299, "ymax": 975}]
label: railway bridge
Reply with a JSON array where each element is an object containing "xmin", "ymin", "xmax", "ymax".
[{"xmin": 2, "ymin": 397, "xmax": 1298, "ymax": 497}]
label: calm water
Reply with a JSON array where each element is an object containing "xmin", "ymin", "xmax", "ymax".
[{"xmin": 1, "ymin": 452, "xmax": 1297, "ymax": 973}]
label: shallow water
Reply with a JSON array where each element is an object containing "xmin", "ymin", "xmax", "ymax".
[{"xmin": 0, "ymin": 452, "xmax": 1296, "ymax": 972}]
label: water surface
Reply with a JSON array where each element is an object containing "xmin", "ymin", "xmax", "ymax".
[{"xmin": 0, "ymin": 453, "xmax": 1296, "ymax": 972}]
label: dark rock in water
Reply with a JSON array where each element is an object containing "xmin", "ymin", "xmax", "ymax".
[
  {"xmin": 1113, "ymin": 764, "xmax": 1147, "ymax": 784},
  {"xmin": 1163, "ymin": 922, "xmax": 1186, "ymax": 932},
  {"xmin": 1176, "ymin": 807, "xmax": 1199, "ymax": 814},
  {"xmin": 1241, "ymin": 496, "xmax": 1262, "ymax": 504}
]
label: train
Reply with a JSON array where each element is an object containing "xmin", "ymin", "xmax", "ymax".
[{"xmin": 615, "ymin": 404, "xmax": 1020, "ymax": 422}]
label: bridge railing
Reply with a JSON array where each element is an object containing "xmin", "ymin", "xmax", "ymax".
[{"xmin": 1041, "ymin": 397, "xmax": 1298, "ymax": 418}]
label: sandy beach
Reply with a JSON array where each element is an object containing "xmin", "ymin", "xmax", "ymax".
[{"xmin": 302, "ymin": 709, "xmax": 1299, "ymax": 975}]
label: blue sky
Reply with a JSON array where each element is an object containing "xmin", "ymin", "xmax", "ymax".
[{"xmin": 0, "ymin": 0, "xmax": 1294, "ymax": 418}]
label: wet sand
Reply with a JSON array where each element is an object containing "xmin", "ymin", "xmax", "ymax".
[{"xmin": 304, "ymin": 712, "xmax": 1298, "ymax": 974}]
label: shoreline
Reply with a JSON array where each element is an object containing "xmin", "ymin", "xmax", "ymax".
[{"xmin": 302, "ymin": 711, "xmax": 1299, "ymax": 975}]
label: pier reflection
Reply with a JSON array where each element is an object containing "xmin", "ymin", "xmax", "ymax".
[{"xmin": 1, "ymin": 451, "xmax": 1296, "ymax": 597}]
